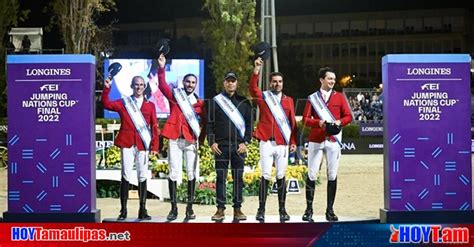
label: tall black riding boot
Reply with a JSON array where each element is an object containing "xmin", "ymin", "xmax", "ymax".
[
  {"xmin": 255, "ymin": 177, "xmax": 269, "ymax": 221},
  {"xmin": 138, "ymin": 180, "xmax": 152, "ymax": 220},
  {"xmin": 326, "ymin": 178, "xmax": 338, "ymax": 222},
  {"xmin": 277, "ymin": 177, "xmax": 290, "ymax": 221},
  {"xmin": 302, "ymin": 177, "xmax": 315, "ymax": 222},
  {"xmin": 185, "ymin": 179, "xmax": 196, "ymax": 220},
  {"xmin": 167, "ymin": 178, "xmax": 178, "ymax": 221},
  {"xmin": 117, "ymin": 177, "xmax": 129, "ymax": 220}
]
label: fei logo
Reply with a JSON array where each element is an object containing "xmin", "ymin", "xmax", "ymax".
[
  {"xmin": 390, "ymin": 225, "xmax": 469, "ymax": 244},
  {"xmin": 420, "ymin": 83, "xmax": 439, "ymax": 91},
  {"xmin": 40, "ymin": 84, "xmax": 59, "ymax": 91}
]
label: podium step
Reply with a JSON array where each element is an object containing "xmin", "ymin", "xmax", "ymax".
[{"xmin": 103, "ymin": 215, "xmax": 379, "ymax": 223}]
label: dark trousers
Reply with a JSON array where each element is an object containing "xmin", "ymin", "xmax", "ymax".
[{"xmin": 214, "ymin": 144, "xmax": 245, "ymax": 209}]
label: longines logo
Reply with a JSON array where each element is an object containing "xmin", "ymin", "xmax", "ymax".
[
  {"xmin": 26, "ymin": 68, "xmax": 71, "ymax": 76},
  {"xmin": 407, "ymin": 67, "xmax": 451, "ymax": 75},
  {"xmin": 369, "ymin": 144, "xmax": 383, "ymax": 149}
]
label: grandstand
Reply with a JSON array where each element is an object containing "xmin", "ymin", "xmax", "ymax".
[{"xmin": 343, "ymin": 88, "xmax": 383, "ymax": 123}]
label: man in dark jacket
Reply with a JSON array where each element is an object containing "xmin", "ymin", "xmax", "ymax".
[{"xmin": 207, "ymin": 72, "xmax": 253, "ymax": 221}]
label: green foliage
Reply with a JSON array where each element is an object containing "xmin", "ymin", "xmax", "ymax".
[
  {"xmin": 198, "ymin": 138, "xmax": 259, "ymax": 176},
  {"xmin": 150, "ymin": 158, "xmax": 168, "ymax": 177},
  {"xmin": 175, "ymin": 165, "xmax": 310, "ymax": 205},
  {"xmin": 177, "ymin": 181, "xmax": 237, "ymax": 205},
  {"xmin": 0, "ymin": 0, "xmax": 29, "ymax": 117},
  {"xmin": 0, "ymin": 0, "xmax": 29, "ymax": 52},
  {"xmin": 148, "ymin": 154, "xmax": 159, "ymax": 171},
  {"xmin": 243, "ymin": 178, "xmax": 259, "ymax": 196},
  {"xmin": 104, "ymin": 145, "xmax": 121, "ymax": 169},
  {"xmin": 244, "ymin": 138, "xmax": 259, "ymax": 168},
  {"xmin": 176, "ymin": 183, "xmax": 187, "ymax": 202},
  {"xmin": 195, "ymin": 186, "xmax": 217, "ymax": 205},
  {"xmin": 96, "ymin": 123, "xmax": 309, "ymax": 205},
  {"xmin": 47, "ymin": 0, "xmax": 116, "ymax": 54},
  {"xmin": 342, "ymin": 123, "xmax": 360, "ymax": 138},
  {"xmin": 178, "ymin": 138, "xmax": 311, "ymax": 204},
  {"xmin": 203, "ymin": 0, "xmax": 258, "ymax": 96},
  {"xmin": 177, "ymin": 182, "xmax": 217, "ymax": 205},
  {"xmin": 96, "ymin": 180, "xmax": 120, "ymax": 198},
  {"xmin": 198, "ymin": 140, "xmax": 214, "ymax": 177},
  {"xmin": 95, "ymin": 118, "xmax": 121, "ymax": 127}
]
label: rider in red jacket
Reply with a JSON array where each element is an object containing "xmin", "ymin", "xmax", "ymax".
[
  {"xmin": 157, "ymin": 54, "xmax": 206, "ymax": 221},
  {"xmin": 302, "ymin": 67, "xmax": 352, "ymax": 222},
  {"xmin": 102, "ymin": 76, "xmax": 159, "ymax": 221},
  {"xmin": 250, "ymin": 57, "xmax": 297, "ymax": 222}
]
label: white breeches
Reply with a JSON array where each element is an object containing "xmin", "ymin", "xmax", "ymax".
[
  {"xmin": 121, "ymin": 146, "xmax": 149, "ymax": 182},
  {"xmin": 259, "ymin": 140, "xmax": 288, "ymax": 180},
  {"xmin": 168, "ymin": 138, "xmax": 199, "ymax": 181},
  {"xmin": 307, "ymin": 140, "xmax": 340, "ymax": 181}
]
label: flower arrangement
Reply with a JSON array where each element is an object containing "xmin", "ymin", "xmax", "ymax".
[
  {"xmin": 244, "ymin": 138, "xmax": 260, "ymax": 168},
  {"xmin": 198, "ymin": 140, "xmax": 214, "ymax": 177},
  {"xmin": 98, "ymin": 130, "xmax": 311, "ymax": 203},
  {"xmin": 104, "ymin": 145, "xmax": 121, "ymax": 169},
  {"xmin": 285, "ymin": 165, "xmax": 308, "ymax": 186},
  {"xmin": 198, "ymin": 182, "xmax": 216, "ymax": 190},
  {"xmin": 151, "ymin": 161, "xmax": 169, "ymax": 178}
]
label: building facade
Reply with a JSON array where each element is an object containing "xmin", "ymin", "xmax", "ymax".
[
  {"xmin": 111, "ymin": 8, "xmax": 473, "ymax": 90},
  {"xmin": 276, "ymin": 8, "xmax": 473, "ymax": 86}
]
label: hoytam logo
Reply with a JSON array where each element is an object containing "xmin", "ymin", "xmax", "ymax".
[
  {"xmin": 11, "ymin": 226, "xmax": 131, "ymax": 242},
  {"xmin": 390, "ymin": 225, "xmax": 469, "ymax": 244}
]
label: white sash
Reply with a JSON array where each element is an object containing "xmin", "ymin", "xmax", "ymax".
[
  {"xmin": 213, "ymin": 93, "xmax": 246, "ymax": 138},
  {"xmin": 262, "ymin": 90, "xmax": 291, "ymax": 145},
  {"xmin": 172, "ymin": 88, "xmax": 201, "ymax": 138},
  {"xmin": 308, "ymin": 91, "xmax": 342, "ymax": 146},
  {"xmin": 123, "ymin": 96, "xmax": 152, "ymax": 150}
]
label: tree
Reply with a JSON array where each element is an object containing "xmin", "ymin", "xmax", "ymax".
[
  {"xmin": 0, "ymin": 0, "xmax": 28, "ymax": 117},
  {"xmin": 203, "ymin": 0, "xmax": 258, "ymax": 96},
  {"xmin": 48, "ymin": 0, "xmax": 116, "ymax": 111},
  {"xmin": 0, "ymin": 0, "xmax": 28, "ymax": 55},
  {"xmin": 48, "ymin": 0, "xmax": 115, "ymax": 54}
]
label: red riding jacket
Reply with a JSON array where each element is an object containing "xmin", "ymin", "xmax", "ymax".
[{"xmin": 102, "ymin": 87, "xmax": 159, "ymax": 151}]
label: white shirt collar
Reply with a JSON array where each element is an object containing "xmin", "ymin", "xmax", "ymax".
[
  {"xmin": 187, "ymin": 93, "xmax": 197, "ymax": 105},
  {"xmin": 135, "ymin": 96, "xmax": 144, "ymax": 108},
  {"xmin": 320, "ymin": 89, "xmax": 332, "ymax": 102}
]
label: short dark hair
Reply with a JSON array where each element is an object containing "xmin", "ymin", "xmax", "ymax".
[
  {"xmin": 269, "ymin": 71, "xmax": 284, "ymax": 81},
  {"xmin": 318, "ymin": 67, "xmax": 335, "ymax": 79},
  {"xmin": 182, "ymin": 73, "xmax": 198, "ymax": 83}
]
